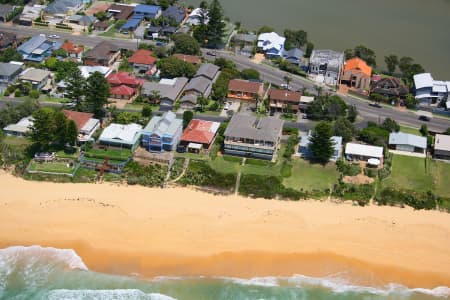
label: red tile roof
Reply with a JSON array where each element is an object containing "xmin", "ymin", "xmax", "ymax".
[
  {"xmin": 228, "ymin": 79, "xmax": 263, "ymax": 94},
  {"xmin": 107, "ymin": 72, "xmax": 145, "ymax": 87},
  {"xmin": 172, "ymin": 53, "xmax": 202, "ymax": 64},
  {"xmin": 181, "ymin": 119, "xmax": 219, "ymax": 145},
  {"xmin": 269, "ymin": 89, "xmax": 301, "ymax": 102},
  {"xmin": 110, "ymin": 85, "xmax": 136, "ymax": 96},
  {"xmin": 128, "ymin": 49, "xmax": 157, "ymax": 65},
  {"xmin": 344, "ymin": 57, "xmax": 372, "ymax": 77},
  {"xmin": 61, "ymin": 41, "xmax": 84, "ymax": 54},
  {"xmin": 62, "ymin": 110, "xmax": 94, "ymax": 130}
]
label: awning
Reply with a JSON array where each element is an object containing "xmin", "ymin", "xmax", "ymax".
[
  {"xmin": 367, "ymin": 158, "xmax": 381, "ymax": 166},
  {"xmin": 187, "ymin": 142, "xmax": 202, "ymax": 150}
]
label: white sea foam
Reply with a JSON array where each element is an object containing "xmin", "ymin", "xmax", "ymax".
[{"xmin": 47, "ymin": 289, "xmax": 177, "ymax": 300}]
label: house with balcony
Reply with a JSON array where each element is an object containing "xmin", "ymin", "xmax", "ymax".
[
  {"xmin": 308, "ymin": 49, "xmax": 344, "ymax": 85},
  {"xmin": 257, "ymin": 32, "xmax": 285, "ymax": 58},
  {"xmin": 19, "ymin": 68, "xmax": 53, "ymax": 91},
  {"xmin": 141, "ymin": 111, "xmax": 183, "ymax": 152},
  {"xmin": 268, "ymin": 89, "xmax": 301, "ymax": 113},
  {"xmin": 227, "ymin": 79, "xmax": 264, "ymax": 101},
  {"xmin": 370, "ymin": 77, "xmax": 409, "ymax": 100},
  {"xmin": 340, "ymin": 57, "xmax": 372, "ymax": 91},
  {"xmin": 223, "ymin": 114, "xmax": 284, "ymax": 160},
  {"xmin": 108, "ymin": 4, "xmax": 134, "ymax": 21},
  {"xmin": 17, "ymin": 35, "xmax": 62, "ymax": 63},
  {"xmin": 413, "ymin": 73, "xmax": 450, "ymax": 106},
  {"xmin": 99, "ymin": 123, "xmax": 143, "ymax": 150},
  {"xmin": 62, "ymin": 110, "xmax": 100, "ymax": 142},
  {"xmin": 298, "ymin": 131, "xmax": 342, "ymax": 161},
  {"xmin": 162, "ymin": 5, "xmax": 186, "ymax": 25},
  {"xmin": 186, "ymin": 7, "xmax": 209, "ymax": 26},
  {"xmin": 3, "ymin": 116, "xmax": 33, "ymax": 137},
  {"xmin": 182, "ymin": 63, "xmax": 220, "ymax": 107},
  {"xmin": 83, "ymin": 41, "xmax": 121, "ymax": 67},
  {"xmin": 180, "ymin": 119, "xmax": 220, "ymax": 153},
  {"xmin": 44, "ymin": 0, "xmax": 83, "ymax": 18},
  {"xmin": 0, "ymin": 62, "xmax": 23, "ymax": 85},
  {"xmin": 60, "ymin": 41, "xmax": 84, "ymax": 61},
  {"xmin": 128, "ymin": 49, "xmax": 157, "ymax": 75}
]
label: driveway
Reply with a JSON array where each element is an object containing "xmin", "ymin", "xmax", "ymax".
[{"xmin": 219, "ymin": 100, "xmax": 240, "ymax": 117}]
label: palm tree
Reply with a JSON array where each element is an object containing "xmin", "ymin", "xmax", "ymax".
[
  {"xmin": 314, "ymin": 85, "xmax": 323, "ymax": 97},
  {"xmin": 283, "ymin": 75, "xmax": 292, "ymax": 89},
  {"xmin": 148, "ymin": 90, "xmax": 161, "ymax": 104}
]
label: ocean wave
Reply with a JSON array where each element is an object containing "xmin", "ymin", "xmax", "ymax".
[
  {"xmin": 47, "ymin": 289, "xmax": 177, "ymax": 300},
  {"xmin": 219, "ymin": 274, "xmax": 450, "ymax": 298}
]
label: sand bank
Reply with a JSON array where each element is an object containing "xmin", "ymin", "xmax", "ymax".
[{"xmin": 0, "ymin": 172, "xmax": 449, "ymax": 288}]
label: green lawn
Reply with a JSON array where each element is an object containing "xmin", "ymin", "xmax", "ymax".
[
  {"xmin": 29, "ymin": 161, "xmax": 75, "ymax": 174},
  {"xmin": 174, "ymin": 152, "xmax": 210, "ymax": 161},
  {"xmin": 382, "ymin": 155, "xmax": 434, "ymax": 193},
  {"xmin": 99, "ymin": 26, "xmax": 118, "ymax": 37},
  {"xmin": 431, "ymin": 160, "xmax": 450, "ymax": 197},
  {"xmin": 209, "ymin": 156, "xmax": 241, "ymax": 174},
  {"xmin": 85, "ymin": 148, "xmax": 132, "ymax": 160},
  {"xmin": 39, "ymin": 96, "xmax": 71, "ymax": 104},
  {"xmin": 283, "ymin": 158, "xmax": 339, "ymax": 191},
  {"xmin": 3, "ymin": 136, "xmax": 32, "ymax": 147},
  {"xmin": 399, "ymin": 125, "xmax": 421, "ymax": 136}
]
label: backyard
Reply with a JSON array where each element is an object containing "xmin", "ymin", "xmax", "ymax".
[
  {"xmin": 28, "ymin": 160, "xmax": 76, "ymax": 174},
  {"xmin": 283, "ymin": 159, "xmax": 340, "ymax": 191}
]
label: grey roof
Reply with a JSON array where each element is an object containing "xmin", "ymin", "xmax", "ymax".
[
  {"xmin": 310, "ymin": 49, "xmax": 344, "ymax": 68},
  {"xmin": 389, "ymin": 132, "xmax": 427, "ymax": 149},
  {"xmin": 44, "ymin": 0, "xmax": 82, "ymax": 14},
  {"xmin": 143, "ymin": 111, "xmax": 182, "ymax": 137},
  {"xmin": 195, "ymin": 63, "xmax": 220, "ymax": 81},
  {"xmin": 184, "ymin": 76, "xmax": 211, "ymax": 95},
  {"xmin": 234, "ymin": 33, "xmax": 257, "ymax": 43},
  {"xmin": 0, "ymin": 4, "xmax": 13, "ymax": 18},
  {"xmin": 224, "ymin": 114, "xmax": 284, "ymax": 143},
  {"xmin": 181, "ymin": 94, "xmax": 197, "ymax": 104},
  {"xmin": 142, "ymin": 77, "xmax": 188, "ymax": 102},
  {"xmin": 17, "ymin": 35, "xmax": 47, "ymax": 54},
  {"xmin": 162, "ymin": 5, "xmax": 185, "ymax": 24},
  {"xmin": 84, "ymin": 41, "xmax": 119, "ymax": 60},
  {"xmin": 282, "ymin": 48, "xmax": 304, "ymax": 59},
  {"xmin": 0, "ymin": 62, "xmax": 22, "ymax": 77},
  {"xmin": 19, "ymin": 68, "xmax": 51, "ymax": 82},
  {"xmin": 66, "ymin": 14, "xmax": 97, "ymax": 26}
]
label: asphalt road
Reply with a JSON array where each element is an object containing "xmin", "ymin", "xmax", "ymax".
[{"xmin": 1, "ymin": 23, "xmax": 448, "ymax": 132}]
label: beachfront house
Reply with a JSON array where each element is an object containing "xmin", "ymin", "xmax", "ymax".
[
  {"xmin": 162, "ymin": 5, "xmax": 186, "ymax": 25},
  {"xmin": 282, "ymin": 48, "xmax": 304, "ymax": 65},
  {"xmin": 370, "ymin": 77, "xmax": 409, "ymax": 100},
  {"xmin": 268, "ymin": 89, "xmax": 302, "ymax": 113},
  {"xmin": 388, "ymin": 132, "xmax": 427, "ymax": 156},
  {"xmin": 3, "ymin": 116, "xmax": 33, "ymax": 137},
  {"xmin": 223, "ymin": 114, "xmax": 284, "ymax": 160},
  {"xmin": 413, "ymin": 73, "xmax": 450, "ymax": 106},
  {"xmin": 340, "ymin": 57, "xmax": 372, "ymax": 91},
  {"xmin": 17, "ymin": 35, "xmax": 62, "ymax": 63},
  {"xmin": 63, "ymin": 110, "xmax": 100, "ymax": 143},
  {"xmin": 127, "ymin": 49, "xmax": 157, "ymax": 75},
  {"xmin": 99, "ymin": 123, "xmax": 143, "ymax": 150},
  {"xmin": 186, "ymin": 7, "xmax": 209, "ymax": 26},
  {"xmin": 298, "ymin": 131, "xmax": 342, "ymax": 161},
  {"xmin": 0, "ymin": 62, "xmax": 23, "ymax": 85},
  {"xmin": 227, "ymin": 79, "xmax": 264, "ymax": 101},
  {"xmin": 232, "ymin": 33, "xmax": 257, "ymax": 57},
  {"xmin": 141, "ymin": 111, "xmax": 183, "ymax": 152},
  {"xmin": 434, "ymin": 134, "xmax": 450, "ymax": 160},
  {"xmin": 257, "ymin": 32, "xmax": 285, "ymax": 58},
  {"xmin": 308, "ymin": 49, "xmax": 344, "ymax": 86},
  {"xmin": 179, "ymin": 119, "xmax": 220, "ymax": 153},
  {"xmin": 345, "ymin": 142, "xmax": 383, "ymax": 162},
  {"xmin": 142, "ymin": 77, "xmax": 188, "ymax": 111},
  {"xmin": 83, "ymin": 41, "xmax": 121, "ymax": 67}
]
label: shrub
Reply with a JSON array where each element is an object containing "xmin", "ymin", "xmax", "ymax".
[
  {"xmin": 29, "ymin": 90, "xmax": 40, "ymax": 99},
  {"xmin": 280, "ymin": 162, "xmax": 292, "ymax": 178},
  {"xmin": 14, "ymin": 89, "xmax": 22, "ymax": 97},
  {"xmin": 179, "ymin": 160, "xmax": 236, "ymax": 190},
  {"xmin": 375, "ymin": 188, "xmax": 437, "ymax": 210},
  {"xmin": 124, "ymin": 161, "xmax": 167, "ymax": 187},
  {"xmin": 364, "ymin": 168, "xmax": 377, "ymax": 178},
  {"xmin": 336, "ymin": 160, "xmax": 361, "ymax": 176},
  {"xmin": 333, "ymin": 182, "xmax": 374, "ymax": 205},
  {"xmin": 239, "ymin": 174, "xmax": 307, "ymax": 200}
]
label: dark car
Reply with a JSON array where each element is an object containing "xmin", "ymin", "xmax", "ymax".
[{"xmin": 206, "ymin": 51, "xmax": 216, "ymax": 56}]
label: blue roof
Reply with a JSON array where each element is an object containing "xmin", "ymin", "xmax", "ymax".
[
  {"xmin": 18, "ymin": 35, "xmax": 47, "ymax": 54},
  {"xmin": 135, "ymin": 4, "xmax": 161, "ymax": 14},
  {"xmin": 121, "ymin": 15, "xmax": 143, "ymax": 30}
]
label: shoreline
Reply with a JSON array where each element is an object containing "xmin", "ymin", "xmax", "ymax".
[{"xmin": 0, "ymin": 172, "xmax": 449, "ymax": 288}]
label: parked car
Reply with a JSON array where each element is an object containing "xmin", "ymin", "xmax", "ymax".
[
  {"xmin": 280, "ymin": 83, "xmax": 289, "ymax": 89},
  {"xmin": 155, "ymin": 41, "xmax": 166, "ymax": 46},
  {"xmin": 369, "ymin": 102, "xmax": 382, "ymax": 108},
  {"xmin": 224, "ymin": 103, "xmax": 230, "ymax": 110},
  {"xmin": 48, "ymin": 34, "xmax": 60, "ymax": 39},
  {"xmin": 302, "ymin": 113, "xmax": 308, "ymax": 119},
  {"xmin": 206, "ymin": 51, "xmax": 216, "ymax": 56}
]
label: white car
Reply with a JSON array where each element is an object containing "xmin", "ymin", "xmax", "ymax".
[
  {"xmin": 48, "ymin": 34, "xmax": 60, "ymax": 39},
  {"xmin": 224, "ymin": 103, "xmax": 230, "ymax": 110}
]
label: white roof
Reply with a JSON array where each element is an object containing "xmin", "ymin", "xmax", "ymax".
[
  {"xmin": 345, "ymin": 143, "xmax": 383, "ymax": 158},
  {"xmin": 257, "ymin": 32, "xmax": 285, "ymax": 51},
  {"xmin": 78, "ymin": 66, "xmax": 112, "ymax": 79},
  {"xmin": 159, "ymin": 78, "xmax": 177, "ymax": 85},
  {"xmin": 99, "ymin": 123, "xmax": 142, "ymax": 144},
  {"xmin": 3, "ymin": 116, "xmax": 34, "ymax": 133},
  {"xmin": 389, "ymin": 132, "xmax": 427, "ymax": 149},
  {"xmin": 434, "ymin": 134, "xmax": 450, "ymax": 152},
  {"xmin": 414, "ymin": 73, "xmax": 434, "ymax": 89},
  {"xmin": 187, "ymin": 142, "xmax": 202, "ymax": 149},
  {"xmin": 80, "ymin": 118, "xmax": 99, "ymax": 133},
  {"xmin": 432, "ymin": 81, "xmax": 448, "ymax": 93},
  {"xmin": 300, "ymin": 96, "xmax": 314, "ymax": 104}
]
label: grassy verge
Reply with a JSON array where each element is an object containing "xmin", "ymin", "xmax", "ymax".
[
  {"xmin": 283, "ymin": 159, "xmax": 339, "ymax": 191},
  {"xmin": 29, "ymin": 161, "xmax": 75, "ymax": 173}
]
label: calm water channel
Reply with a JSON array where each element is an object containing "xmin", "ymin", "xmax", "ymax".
[{"xmin": 187, "ymin": 0, "xmax": 450, "ymax": 78}]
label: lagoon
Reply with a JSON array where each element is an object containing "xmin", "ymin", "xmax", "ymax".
[{"xmin": 187, "ymin": 0, "xmax": 450, "ymax": 78}]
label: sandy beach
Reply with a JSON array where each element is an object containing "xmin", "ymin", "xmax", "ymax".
[{"xmin": 0, "ymin": 172, "xmax": 449, "ymax": 288}]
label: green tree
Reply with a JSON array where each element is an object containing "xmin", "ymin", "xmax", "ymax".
[
  {"xmin": 353, "ymin": 45, "xmax": 377, "ymax": 68},
  {"xmin": 44, "ymin": 57, "xmax": 58, "ymax": 70},
  {"xmin": 0, "ymin": 48, "xmax": 23, "ymax": 62},
  {"xmin": 305, "ymin": 42, "xmax": 314, "ymax": 58},
  {"xmin": 29, "ymin": 90, "xmax": 40, "ymax": 99},
  {"xmin": 115, "ymin": 111, "xmax": 141, "ymax": 124},
  {"xmin": 53, "ymin": 111, "xmax": 68, "ymax": 148},
  {"xmin": 29, "ymin": 108, "xmax": 68, "ymax": 150},
  {"xmin": 94, "ymin": 11, "xmax": 108, "ymax": 21},
  {"xmin": 197, "ymin": 95, "xmax": 208, "ymax": 111},
  {"xmin": 384, "ymin": 54, "xmax": 398, "ymax": 74},
  {"xmin": 283, "ymin": 29, "xmax": 308, "ymax": 50},
  {"xmin": 85, "ymin": 72, "xmax": 110, "ymax": 118},
  {"xmin": 66, "ymin": 120, "xmax": 78, "ymax": 146},
  {"xmin": 399, "ymin": 56, "xmax": 413, "ymax": 75},
  {"xmin": 309, "ymin": 122, "xmax": 334, "ymax": 164},
  {"xmin": 334, "ymin": 117, "xmax": 356, "ymax": 143},
  {"xmin": 240, "ymin": 68, "xmax": 260, "ymax": 80},
  {"xmin": 381, "ymin": 117, "xmax": 400, "ymax": 132},
  {"xmin": 257, "ymin": 25, "xmax": 274, "ymax": 34},
  {"xmin": 158, "ymin": 56, "xmax": 197, "ymax": 78},
  {"xmin": 205, "ymin": 0, "xmax": 225, "ymax": 48},
  {"xmin": 347, "ymin": 105, "xmax": 358, "ymax": 123},
  {"xmin": 420, "ymin": 124, "xmax": 428, "ymax": 137},
  {"xmin": 445, "ymin": 127, "xmax": 450, "ymax": 135},
  {"xmin": 182, "ymin": 110, "xmax": 194, "ymax": 129},
  {"xmin": 359, "ymin": 123, "xmax": 390, "ymax": 147},
  {"xmin": 142, "ymin": 104, "xmax": 153, "ymax": 118},
  {"xmin": 65, "ymin": 68, "xmax": 86, "ymax": 111},
  {"xmin": 173, "ymin": 34, "xmax": 201, "ymax": 55}
]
